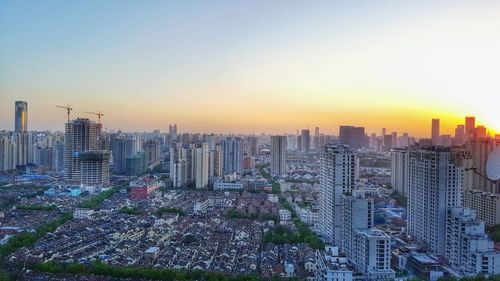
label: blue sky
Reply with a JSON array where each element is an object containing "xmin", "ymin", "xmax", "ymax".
[{"xmin": 1, "ymin": 1, "xmax": 499, "ymax": 134}]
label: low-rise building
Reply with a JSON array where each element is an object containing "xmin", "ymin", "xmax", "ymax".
[
  {"xmin": 213, "ymin": 181, "xmax": 244, "ymax": 190},
  {"xmin": 352, "ymin": 229, "xmax": 395, "ymax": 280},
  {"xmin": 446, "ymin": 207, "xmax": 500, "ymax": 276},
  {"xmin": 73, "ymin": 208, "xmax": 94, "ymax": 219},
  {"xmin": 315, "ymin": 246, "xmax": 353, "ymax": 281},
  {"xmin": 130, "ymin": 176, "xmax": 161, "ymax": 200},
  {"xmin": 279, "ymin": 209, "xmax": 292, "ymax": 223}
]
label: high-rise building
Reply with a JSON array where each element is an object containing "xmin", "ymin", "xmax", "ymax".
[
  {"xmin": 53, "ymin": 141, "xmax": 64, "ymax": 173},
  {"xmin": 172, "ymin": 159, "xmax": 187, "ymax": 187},
  {"xmin": 271, "ymin": 135, "xmax": 287, "ymax": 175},
  {"xmin": 339, "ymin": 126, "xmax": 366, "ymax": 150},
  {"xmin": 143, "ymin": 140, "xmax": 160, "ymax": 165},
  {"xmin": 194, "ymin": 143, "xmax": 209, "ymax": 188},
  {"xmin": 299, "ymin": 129, "xmax": 311, "ymax": 153},
  {"xmin": 222, "ymin": 137, "xmax": 243, "ymax": 175},
  {"xmin": 110, "ymin": 135, "xmax": 127, "ymax": 174},
  {"xmin": 340, "ymin": 190, "xmax": 374, "ymax": 259},
  {"xmin": 391, "ymin": 148, "xmax": 409, "ymax": 196},
  {"xmin": 319, "ymin": 144, "xmax": 356, "ymax": 245},
  {"xmin": 313, "ymin": 127, "xmax": 321, "ymax": 150},
  {"xmin": 432, "ymin": 118, "xmax": 440, "ymax": 145},
  {"xmin": 475, "ymin": 126, "xmax": 487, "ymax": 139},
  {"xmin": 463, "ymin": 189, "xmax": 500, "ymax": 227},
  {"xmin": 465, "ymin": 116, "xmax": 476, "ymax": 140},
  {"xmin": 465, "ymin": 138, "xmax": 496, "ymax": 193},
  {"xmin": 407, "ymin": 148, "xmax": 463, "ymax": 255},
  {"xmin": 64, "ymin": 118, "xmax": 101, "ymax": 182},
  {"xmin": 34, "ymin": 147, "xmax": 54, "ymax": 171},
  {"xmin": 391, "ymin": 132, "xmax": 398, "ymax": 148},
  {"xmin": 246, "ymin": 136, "xmax": 258, "ymax": 155},
  {"xmin": 169, "ymin": 124, "xmax": 178, "ymax": 141},
  {"xmin": 454, "ymin": 125, "xmax": 465, "ymax": 146},
  {"xmin": 14, "ymin": 101, "xmax": 28, "ymax": 132},
  {"xmin": 213, "ymin": 144, "xmax": 223, "ymax": 178},
  {"xmin": 399, "ymin": 132, "xmax": 410, "ymax": 148},
  {"xmin": 445, "ymin": 208, "xmax": 500, "ymax": 275},
  {"xmin": 79, "ymin": 150, "xmax": 110, "ymax": 187},
  {"xmin": 125, "ymin": 152, "xmax": 146, "ymax": 176}
]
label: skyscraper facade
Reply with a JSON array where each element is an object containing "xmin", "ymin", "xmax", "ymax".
[
  {"xmin": 465, "ymin": 116, "xmax": 476, "ymax": 140},
  {"xmin": 79, "ymin": 150, "xmax": 110, "ymax": 187},
  {"xmin": 339, "ymin": 126, "xmax": 366, "ymax": 150},
  {"xmin": 299, "ymin": 129, "xmax": 311, "ymax": 153},
  {"xmin": 222, "ymin": 138, "xmax": 243, "ymax": 175},
  {"xmin": 194, "ymin": 142, "xmax": 209, "ymax": 188},
  {"xmin": 14, "ymin": 101, "xmax": 28, "ymax": 132},
  {"xmin": 64, "ymin": 118, "xmax": 101, "ymax": 182},
  {"xmin": 270, "ymin": 135, "xmax": 287, "ymax": 175},
  {"xmin": 407, "ymin": 148, "xmax": 463, "ymax": 255},
  {"xmin": 391, "ymin": 148, "xmax": 409, "ymax": 196},
  {"xmin": 432, "ymin": 118, "xmax": 440, "ymax": 145},
  {"xmin": 319, "ymin": 144, "xmax": 356, "ymax": 245}
]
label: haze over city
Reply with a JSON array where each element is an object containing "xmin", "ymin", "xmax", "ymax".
[
  {"xmin": 2, "ymin": 2, "xmax": 500, "ymax": 281},
  {"xmin": 1, "ymin": 1, "xmax": 500, "ymax": 135}
]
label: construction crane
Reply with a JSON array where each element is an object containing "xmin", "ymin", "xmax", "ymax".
[
  {"xmin": 85, "ymin": 111, "xmax": 104, "ymax": 123},
  {"xmin": 56, "ymin": 105, "xmax": 73, "ymax": 123}
]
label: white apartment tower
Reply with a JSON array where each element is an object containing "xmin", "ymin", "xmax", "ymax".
[
  {"xmin": 319, "ymin": 144, "xmax": 356, "ymax": 245},
  {"xmin": 390, "ymin": 148, "xmax": 409, "ymax": 196},
  {"xmin": 340, "ymin": 189, "xmax": 374, "ymax": 260},
  {"xmin": 194, "ymin": 142, "xmax": 209, "ymax": 188},
  {"xmin": 407, "ymin": 148, "xmax": 464, "ymax": 255}
]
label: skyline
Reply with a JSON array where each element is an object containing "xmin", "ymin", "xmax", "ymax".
[{"xmin": 1, "ymin": 1, "xmax": 500, "ymax": 135}]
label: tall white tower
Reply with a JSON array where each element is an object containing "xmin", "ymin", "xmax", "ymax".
[{"xmin": 319, "ymin": 144, "xmax": 356, "ymax": 245}]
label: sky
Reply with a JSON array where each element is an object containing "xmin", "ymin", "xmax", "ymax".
[{"xmin": 1, "ymin": 0, "xmax": 499, "ymax": 136}]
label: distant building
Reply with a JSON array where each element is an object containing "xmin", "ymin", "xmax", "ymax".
[
  {"xmin": 213, "ymin": 181, "xmax": 243, "ymax": 190},
  {"xmin": 465, "ymin": 116, "xmax": 476, "ymax": 141},
  {"xmin": 64, "ymin": 118, "xmax": 101, "ymax": 182},
  {"xmin": 73, "ymin": 208, "xmax": 94, "ymax": 219},
  {"xmin": 125, "ymin": 152, "xmax": 146, "ymax": 176},
  {"xmin": 298, "ymin": 129, "xmax": 311, "ymax": 153},
  {"xmin": 431, "ymin": 118, "xmax": 440, "ymax": 145},
  {"xmin": 390, "ymin": 148, "xmax": 409, "ymax": 196},
  {"xmin": 339, "ymin": 126, "xmax": 366, "ymax": 150},
  {"xmin": 271, "ymin": 135, "xmax": 287, "ymax": 175},
  {"xmin": 79, "ymin": 150, "xmax": 110, "ymax": 187},
  {"xmin": 14, "ymin": 101, "xmax": 28, "ymax": 132},
  {"xmin": 279, "ymin": 209, "xmax": 292, "ymax": 223},
  {"xmin": 222, "ymin": 137, "xmax": 243, "ymax": 175},
  {"xmin": 242, "ymin": 154, "xmax": 255, "ymax": 170},
  {"xmin": 143, "ymin": 139, "xmax": 160, "ymax": 165},
  {"xmin": 130, "ymin": 177, "xmax": 161, "ymax": 200},
  {"xmin": 194, "ymin": 142, "xmax": 209, "ymax": 188}
]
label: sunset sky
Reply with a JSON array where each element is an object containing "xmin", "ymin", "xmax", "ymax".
[{"xmin": 1, "ymin": 1, "xmax": 499, "ymax": 136}]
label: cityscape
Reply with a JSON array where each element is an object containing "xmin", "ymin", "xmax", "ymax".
[{"xmin": 1, "ymin": 1, "xmax": 500, "ymax": 281}]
